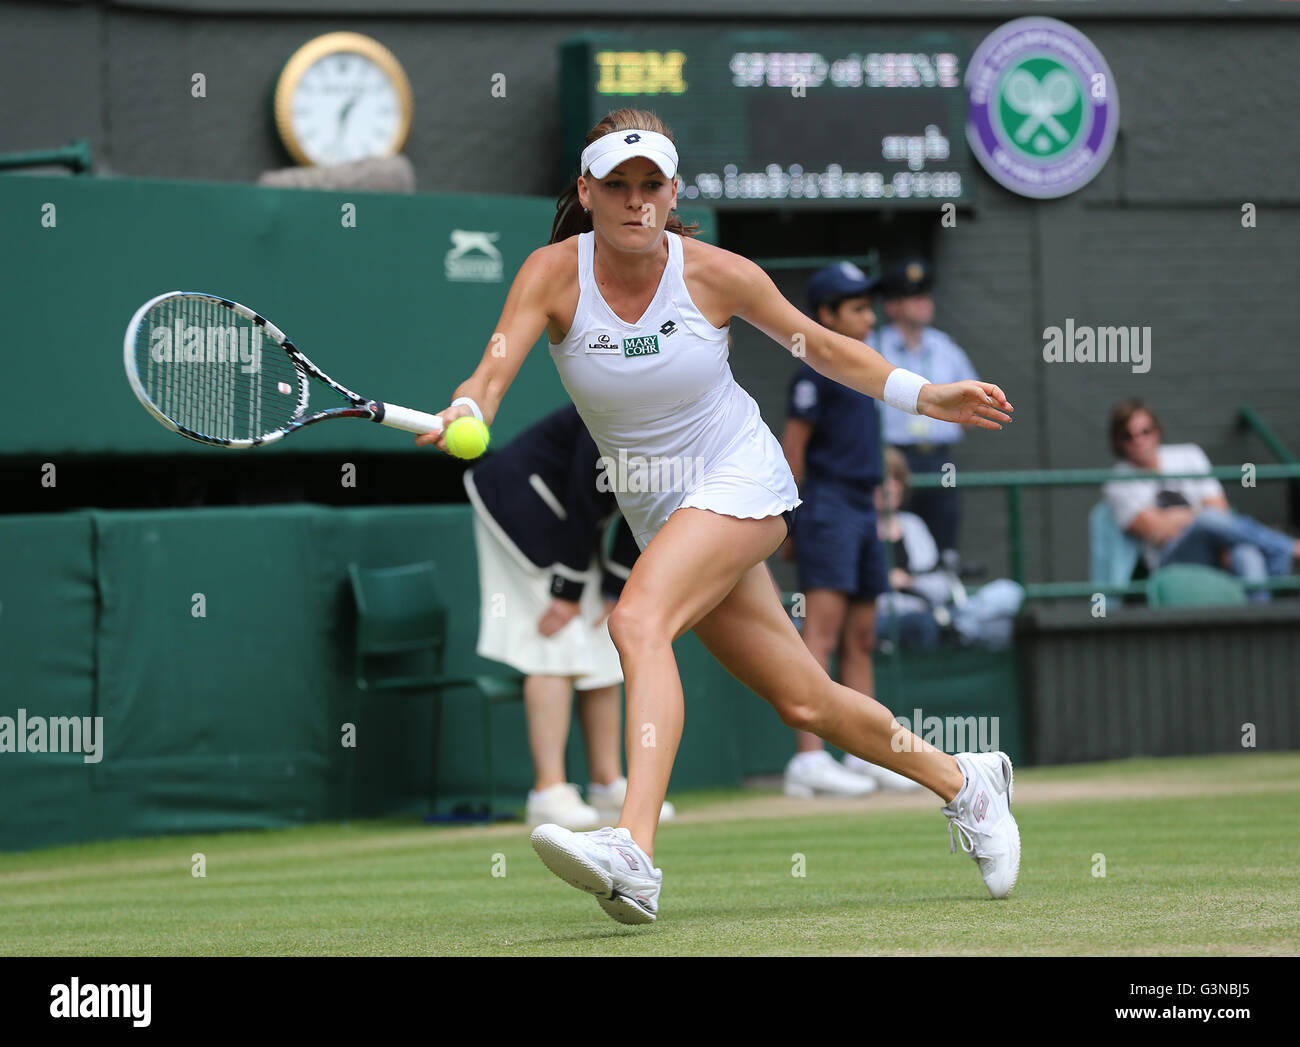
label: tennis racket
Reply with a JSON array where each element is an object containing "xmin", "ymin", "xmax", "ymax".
[{"xmin": 123, "ymin": 291, "xmax": 445, "ymax": 447}]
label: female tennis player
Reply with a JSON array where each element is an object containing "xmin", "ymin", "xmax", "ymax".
[{"xmin": 418, "ymin": 108, "xmax": 1019, "ymax": 924}]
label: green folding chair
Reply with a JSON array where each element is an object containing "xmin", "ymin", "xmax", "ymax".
[
  {"xmin": 1146, "ymin": 563, "xmax": 1248, "ymax": 608},
  {"xmin": 345, "ymin": 560, "xmax": 523, "ymax": 820}
]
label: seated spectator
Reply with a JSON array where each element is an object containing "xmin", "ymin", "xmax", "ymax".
[
  {"xmin": 876, "ymin": 449, "xmax": 1025, "ymax": 650},
  {"xmin": 875, "ymin": 448, "xmax": 950, "ymax": 650},
  {"xmin": 1103, "ymin": 399, "xmax": 1300, "ymax": 603}
]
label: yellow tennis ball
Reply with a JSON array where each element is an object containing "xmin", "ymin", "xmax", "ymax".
[{"xmin": 445, "ymin": 416, "xmax": 490, "ymax": 459}]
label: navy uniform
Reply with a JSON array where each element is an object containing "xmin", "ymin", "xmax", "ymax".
[
  {"xmin": 788, "ymin": 264, "xmax": 888, "ymax": 603},
  {"xmin": 876, "ymin": 259, "xmax": 978, "ymax": 558},
  {"xmin": 464, "ymin": 404, "xmax": 637, "ymax": 684}
]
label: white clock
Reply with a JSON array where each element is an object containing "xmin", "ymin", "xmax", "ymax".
[{"xmin": 273, "ymin": 32, "xmax": 413, "ymax": 167}]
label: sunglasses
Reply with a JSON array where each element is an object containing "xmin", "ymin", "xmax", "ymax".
[{"xmin": 1122, "ymin": 425, "xmax": 1156, "ymax": 442}]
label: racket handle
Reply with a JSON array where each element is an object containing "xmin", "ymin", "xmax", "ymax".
[{"xmin": 376, "ymin": 402, "xmax": 445, "ymax": 435}]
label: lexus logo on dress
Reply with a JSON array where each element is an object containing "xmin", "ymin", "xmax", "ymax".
[{"xmin": 585, "ymin": 332, "xmax": 620, "ymax": 354}]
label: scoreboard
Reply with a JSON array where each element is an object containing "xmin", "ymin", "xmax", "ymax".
[{"xmin": 561, "ymin": 32, "xmax": 972, "ymax": 208}]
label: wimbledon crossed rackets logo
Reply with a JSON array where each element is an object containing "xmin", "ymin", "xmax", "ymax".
[
  {"xmin": 997, "ymin": 58, "xmax": 1083, "ymax": 159},
  {"xmin": 965, "ymin": 17, "xmax": 1119, "ymax": 199}
]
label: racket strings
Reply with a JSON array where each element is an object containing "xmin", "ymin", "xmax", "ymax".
[{"xmin": 134, "ymin": 296, "xmax": 301, "ymax": 442}]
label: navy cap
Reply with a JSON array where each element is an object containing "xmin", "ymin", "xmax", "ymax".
[
  {"xmin": 881, "ymin": 258, "xmax": 934, "ymax": 299},
  {"xmin": 806, "ymin": 261, "xmax": 878, "ymax": 313}
]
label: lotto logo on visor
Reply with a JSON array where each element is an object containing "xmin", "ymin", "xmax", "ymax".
[{"xmin": 581, "ymin": 129, "xmax": 679, "ymax": 179}]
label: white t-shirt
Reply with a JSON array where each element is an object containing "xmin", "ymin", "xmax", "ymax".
[{"xmin": 1103, "ymin": 443, "xmax": 1226, "ymax": 569}]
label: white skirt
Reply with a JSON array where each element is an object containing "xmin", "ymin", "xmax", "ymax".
[
  {"xmin": 472, "ymin": 511, "xmax": 624, "ymax": 689},
  {"xmin": 626, "ymin": 414, "xmax": 801, "ymax": 550}
]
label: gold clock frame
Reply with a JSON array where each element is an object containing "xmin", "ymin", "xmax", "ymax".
[{"xmin": 273, "ymin": 32, "xmax": 414, "ymax": 167}]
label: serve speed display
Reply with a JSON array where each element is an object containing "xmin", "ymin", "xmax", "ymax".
[{"xmin": 560, "ymin": 32, "xmax": 972, "ymax": 208}]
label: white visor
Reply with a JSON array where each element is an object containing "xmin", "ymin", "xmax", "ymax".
[{"xmin": 581, "ymin": 129, "xmax": 679, "ymax": 179}]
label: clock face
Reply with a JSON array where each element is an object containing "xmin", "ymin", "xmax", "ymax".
[{"xmin": 288, "ymin": 51, "xmax": 405, "ymax": 165}]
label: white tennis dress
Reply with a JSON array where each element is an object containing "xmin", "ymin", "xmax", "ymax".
[{"xmin": 549, "ymin": 231, "xmax": 800, "ymax": 550}]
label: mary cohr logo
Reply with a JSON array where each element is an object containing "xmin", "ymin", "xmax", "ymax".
[{"xmin": 623, "ymin": 335, "xmax": 660, "ymax": 357}]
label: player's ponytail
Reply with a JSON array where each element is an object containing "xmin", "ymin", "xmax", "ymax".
[
  {"xmin": 550, "ymin": 108, "xmax": 699, "ymax": 245},
  {"xmin": 550, "ymin": 182, "xmax": 592, "ymax": 244}
]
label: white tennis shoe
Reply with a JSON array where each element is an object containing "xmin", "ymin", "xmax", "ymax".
[
  {"xmin": 784, "ymin": 750, "xmax": 877, "ymax": 798},
  {"xmin": 586, "ymin": 777, "xmax": 676, "ymax": 825},
  {"xmin": 525, "ymin": 783, "xmax": 600, "ymax": 830},
  {"xmin": 530, "ymin": 824, "xmax": 662, "ymax": 924},
  {"xmin": 942, "ymin": 751, "xmax": 1021, "ymax": 899}
]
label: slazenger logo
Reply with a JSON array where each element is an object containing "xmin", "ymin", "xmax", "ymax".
[
  {"xmin": 623, "ymin": 335, "xmax": 660, "ymax": 357},
  {"xmin": 586, "ymin": 333, "xmax": 620, "ymax": 354},
  {"xmin": 444, "ymin": 229, "xmax": 503, "ymax": 283}
]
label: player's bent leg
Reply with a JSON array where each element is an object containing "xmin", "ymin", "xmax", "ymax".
[
  {"xmin": 693, "ymin": 567, "xmax": 1021, "ymax": 898},
  {"xmin": 531, "ymin": 509, "xmax": 787, "ymax": 924},
  {"xmin": 606, "ymin": 508, "xmax": 787, "ymax": 856},
  {"xmin": 581, "ymin": 684, "xmax": 678, "ymax": 825},
  {"xmin": 691, "ymin": 563, "xmax": 964, "ymax": 801}
]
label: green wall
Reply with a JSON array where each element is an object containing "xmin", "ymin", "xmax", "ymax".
[
  {"xmin": 0, "ymin": 504, "xmax": 1024, "ymax": 853},
  {"xmin": 1, "ymin": 175, "xmax": 568, "ymax": 456},
  {"xmin": 0, "ymin": 505, "xmax": 775, "ymax": 851},
  {"xmin": 0, "ymin": 173, "xmax": 716, "ymax": 458}
]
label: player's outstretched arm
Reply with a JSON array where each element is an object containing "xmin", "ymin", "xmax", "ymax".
[
  {"xmin": 727, "ymin": 252, "xmax": 1012, "ymax": 430},
  {"xmin": 416, "ymin": 244, "xmax": 559, "ymax": 451},
  {"xmin": 729, "ymin": 252, "xmax": 893, "ymax": 396}
]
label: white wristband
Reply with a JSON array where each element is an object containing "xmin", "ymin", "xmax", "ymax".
[
  {"xmin": 451, "ymin": 396, "xmax": 484, "ymax": 422},
  {"xmin": 883, "ymin": 368, "xmax": 930, "ymax": 416}
]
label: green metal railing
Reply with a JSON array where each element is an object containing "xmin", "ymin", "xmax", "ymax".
[
  {"xmin": 1238, "ymin": 405, "xmax": 1297, "ymax": 465},
  {"xmin": 0, "ymin": 139, "xmax": 93, "ymax": 175},
  {"xmin": 908, "ymin": 462, "xmax": 1300, "ymax": 601}
]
